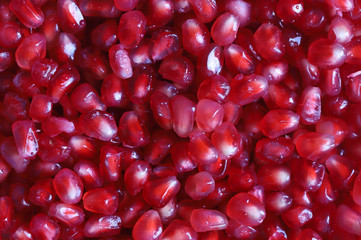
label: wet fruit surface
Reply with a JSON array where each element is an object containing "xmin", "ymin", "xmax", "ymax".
[{"xmin": 1, "ymin": 0, "xmax": 361, "ymax": 239}]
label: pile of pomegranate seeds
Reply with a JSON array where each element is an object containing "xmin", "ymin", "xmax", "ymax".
[{"xmin": 3, "ymin": 0, "xmax": 361, "ymax": 239}]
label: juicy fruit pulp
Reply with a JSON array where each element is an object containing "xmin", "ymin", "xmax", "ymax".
[{"xmin": 1, "ymin": 0, "xmax": 361, "ymax": 239}]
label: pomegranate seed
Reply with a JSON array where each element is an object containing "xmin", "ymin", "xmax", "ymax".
[
  {"xmin": 101, "ymin": 73, "xmax": 128, "ymax": 108},
  {"xmin": 188, "ymin": 130, "xmax": 219, "ymax": 165},
  {"xmin": 353, "ymin": 172, "xmax": 361, "ymax": 206},
  {"xmin": 9, "ymin": 0, "xmax": 44, "ymax": 29},
  {"xmin": 295, "ymin": 132, "xmax": 335, "ymax": 161},
  {"xmin": 182, "ymin": 18, "xmax": 210, "ymax": 56},
  {"xmin": 253, "ymin": 23, "xmax": 285, "ymax": 60},
  {"xmin": 0, "ymin": 196, "xmax": 13, "ymax": 232},
  {"xmin": 124, "ymin": 160, "xmax": 151, "ymax": 196},
  {"xmin": 48, "ymin": 202, "xmax": 85, "ymax": 227},
  {"xmin": 132, "ymin": 210, "xmax": 163, "ymax": 240},
  {"xmin": 38, "ymin": 134, "xmax": 71, "ymax": 163},
  {"xmin": 147, "ymin": 0, "xmax": 174, "ymax": 26},
  {"xmin": 28, "ymin": 177, "xmax": 56, "ymax": 206},
  {"xmin": 328, "ymin": 17, "xmax": 354, "ymax": 45},
  {"xmin": 346, "ymin": 70, "xmax": 361, "ymax": 102},
  {"xmin": 265, "ymin": 191, "xmax": 293, "ymax": 214},
  {"xmin": 257, "ymin": 164, "xmax": 291, "ymax": 191},
  {"xmin": 83, "ymin": 187, "xmax": 118, "ymax": 215},
  {"xmin": 75, "ymin": 48, "xmax": 109, "ymax": 80},
  {"xmin": 197, "ymin": 43, "xmax": 224, "ymax": 80},
  {"xmin": 129, "ymin": 38, "xmax": 154, "ymax": 66},
  {"xmin": 0, "ymin": 21, "xmax": 22, "ymax": 48},
  {"xmin": 53, "ymin": 168, "xmax": 84, "ymax": 204},
  {"xmin": 52, "ymin": 33, "xmax": 80, "ymax": 64},
  {"xmin": 225, "ymin": 0, "xmax": 251, "ymax": 28},
  {"xmin": 276, "ymin": 0, "xmax": 304, "ymax": 23},
  {"xmin": 57, "ymin": 0, "xmax": 85, "ymax": 33},
  {"xmin": 73, "ymin": 159, "xmax": 103, "ymax": 190},
  {"xmin": 260, "ymin": 109, "xmax": 300, "ymax": 138},
  {"xmin": 229, "ymin": 74, "xmax": 268, "ymax": 106},
  {"xmin": 91, "ymin": 20, "xmax": 118, "ymax": 50},
  {"xmin": 151, "ymin": 28, "xmax": 180, "ymax": 61},
  {"xmin": 211, "ymin": 12, "xmax": 240, "ymax": 46},
  {"xmin": 308, "ymin": 39, "xmax": 346, "ymax": 69},
  {"xmin": 114, "ymin": 0, "xmax": 139, "ymax": 11},
  {"xmin": 281, "ymin": 206, "xmax": 313, "ymax": 229},
  {"xmin": 30, "ymin": 58, "xmax": 58, "ymax": 88},
  {"xmin": 84, "ymin": 215, "xmax": 122, "ymax": 238},
  {"xmin": 0, "ymin": 157, "xmax": 10, "ymax": 183},
  {"xmin": 228, "ymin": 167, "xmax": 256, "ymax": 192},
  {"xmin": 126, "ymin": 66, "xmax": 155, "ymax": 104},
  {"xmin": 143, "ymin": 176, "xmax": 180, "ymax": 208},
  {"xmin": 159, "ymin": 55, "xmax": 194, "ymax": 89},
  {"xmin": 327, "ymin": 0, "xmax": 354, "ymax": 11},
  {"xmin": 195, "ymin": 99, "xmax": 224, "ymax": 132},
  {"xmin": 15, "ymin": 33, "xmax": 46, "ymax": 70},
  {"xmin": 11, "ymin": 224, "xmax": 33, "ymax": 240},
  {"xmin": 118, "ymin": 10, "xmax": 146, "ymax": 49},
  {"xmin": 170, "ymin": 95, "xmax": 196, "ymax": 138},
  {"xmin": 295, "ymin": 7, "xmax": 327, "ymax": 35},
  {"xmin": 29, "ymin": 214, "xmax": 60, "ymax": 240},
  {"xmin": 160, "ymin": 219, "xmax": 197, "ymax": 239},
  {"xmin": 0, "ymin": 137, "xmax": 30, "ymax": 173},
  {"xmin": 197, "ymin": 75, "xmax": 230, "ymax": 104},
  {"xmin": 79, "ymin": 110, "xmax": 117, "ymax": 142},
  {"xmin": 226, "ymin": 219, "xmax": 257, "ymax": 239},
  {"xmin": 109, "ymin": 44, "xmax": 133, "ymax": 79},
  {"xmin": 78, "ymin": 0, "xmax": 120, "ymax": 18},
  {"xmin": 185, "ymin": 171, "xmax": 215, "ymax": 200},
  {"xmin": 118, "ymin": 111, "xmax": 150, "ymax": 148},
  {"xmin": 12, "ymin": 120, "xmax": 38, "ymax": 159},
  {"xmin": 71, "ymin": 83, "xmax": 105, "ymax": 114},
  {"xmin": 291, "ymin": 158, "xmax": 325, "ymax": 191},
  {"xmin": 255, "ymin": 137, "xmax": 295, "ymax": 164},
  {"xmin": 41, "ymin": 116, "xmax": 75, "ymax": 137},
  {"xmin": 224, "ymin": 44, "xmax": 255, "ymax": 75},
  {"xmin": 190, "ymin": 209, "xmax": 228, "ymax": 232},
  {"xmin": 226, "ymin": 193, "xmax": 266, "ymax": 227}
]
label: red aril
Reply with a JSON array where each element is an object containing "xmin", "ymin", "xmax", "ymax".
[{"xmin": 53, "ymin": 168, "xmax": 84, "ymax": 204}]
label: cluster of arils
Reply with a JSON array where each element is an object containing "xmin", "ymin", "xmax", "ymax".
[{"xmin": 1, "ymin": 0, "xmax": 361, "ymax": 239}]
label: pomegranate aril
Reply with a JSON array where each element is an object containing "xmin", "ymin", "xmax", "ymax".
[
  {"xmin": 0, "ymin": 137, "xmax": 30, "ymax": 173},
  {"xmin": 73, "ymin": 159, "xmax": 103, "ymax": 190},
  {"xmin": 185, "ymin": 171, "xmax": 215, "ymax": 200},
  {"xmin": 228, "ymin": 167, "xmax": 256, "ymax": 192},
  {"xmin": 132, "ymin": 210, "xmax": 163, "ymax": 240},
  {"xmin": 151, "ymin": 28, "xmax": 180, "ymax": 61},
  {"xmin": 308, "ymin": 39, "xmax": 346, "ymax": 69},
  {"xmin": 91, "ymin": 20, "xmax": 117, "ymax": 50},
  {"xmin": 226, "ymin": 219, "xmax": 257, "ymax": 239},
  {"xmin": 211, "ymin": 12, "xmax": 239, "ymax": 46},
  {"xmin": 28, "ymin": 177, "xmax": 56, "ymax": 206},
  {"xmin": 258, "ymin": 164, "xmax": 291, "ymax": 191},
  {"xmin": 53, "ymin": 168, "xmax": 84, "ymax": 204},
  {"xmin": 171, "ymin": 95, "xmax": 196, "ymax": 138},
  {"xmin": 335, "ymin": 204, "xmax": 361, "ymax": 236},
  {"xmin": 52, "ymin": 33, "xmax": 80, "ymax": 64},
  {"xmin": 83, "ymin": 187, "xmax": 118, "ymax": 215},
  {"xmin": 297, "ymin": 86, "xmax": 322, "ymax": 125},
  {"xmin": 147, "ymin": 0, "xmax": 174, "ymax": 27},
  {"xmin": 327, "ymin": 0, "xmax": 354, "ymax": 11},
  {"xmin": 101, "ymin": 74, "xmax": 128, "ymax": 108},
  {"xmin": 9, "ymin": 0, "xmax": 44, "ymax": 29},
  {"xmin": 114, "ymin": 0, "xmax": 139, "ymax": 11},
  {"xmin": 320, "ymin": 68, "xmax": 342, "ymax": 97},
  {"xmin": 12, "ymin": 224, "xmax": 33, "ymax": 240},
  {"xmin": 224, "ymin": 44, "xmax": 255, "ymax": 75},
  {"xmin": 38, "ymin": 134, "xmax": 71, "ymax": 163},
  {"xmin": 346, "ymin": 70, "xmax": 361, "ymax": 102},
  {"xmin": 118, "ymin": 111, "xmax": 150, "ymax": 148},
  {"xmin": 328, "ymin": 17, "xmax": 354, "ymax": 45},
  {"xmin": 12, "ymin": 71, "xmax": 40, "ymax": 98},
  {"xmin": 256, "ymin": 137, "xmax": 295, "ymax": 164},
  {"xmin": 78, "ymin": 0, "xmax": 120, "ymax": 18},
  {"xmin": 126, "ymin": 66, "xmax": 154, "ymax": 104},
  {"xmin": 84, "ymin": 215, "xmax": 122, "ymax": 238},
  {"xmin": 0, "ymin": 21, "xmax": 22, "ymax": 48},
  {"xmin": 182, "ymin": 18, "xmax": 210, "ymax": 56},
  {"xmin": 260, "ymin": 109, "xmax": 300, "ymax": 138},
  {"xmin": 291, "ymin": 158, "xmax": 325, "ymax": 191},
  {"xmin": 79, "ymin": 110, "xmax": 117, "ymax": 142},
  {"xmin": 225, "ymin": 0, "xmax": 251, "ymax": 28},
  {"xmin": 195, "ymin": 99, "xmax": 224, "ymax": 132},
  {"xmin": 30, "ymin": 58, "xmax": 58, "ymax": 88},
  {"xmin": 150, "ymin": 91, "xmax": 173, "ymax": 130},
  {"xmin": 197, "ymin": 43, "xmax": 224, "ymax": 80},
  {"xmin": 295, "ymin": 7, "xmax": 327, "ymax": 35},
  {"xmin": 29, "ymin": 214, "xmax": 60, "ymax": 240},
  {"xmin": 124, "ymin": 161, "xmax": 151, "ymax": 196},
  {"xmin": 296, "ymin": 57, "xmax": 320, "ymax": 86},
  {"xmin": 295, "ymin": 132, "xmax": 335, "ymax": 161},
  {"xmin": 48, "ymin": 202, "xmax": 85, "ymax": 227},
  {"xmin": 0, "ymin": 48, "xmax": 11, "ymax": 72},
  {"xmin": 47, "ymin": 63, "xmax": 80, "ymax": 103},
  {"xmin": 143, "ymin": 176, "xmax": 180, "ymax": 208},
  {"xmin": 189, "ymin": 0, "xmax": 217, "ymax": 23},
  {"xmin": 71, "ymin": 83, "xmax": 105, "ymax": 114},
  {"xmin": 226, "ymin": 193, "xmax": 266, "ymax": 227},
  {"xmin": 265, "ymin": 191, "xmax": 293, "ymax": 214},
  {"xmin": 118, "ymin": 10, "xmax": 146, "ymax": 49},
  {"xmin": 190, "ymin": 209, "xmax": 228, "ymax": 232},
  {"xmin": 144, "ymin": 129, "xmax": 175, "ymax": 165},
  {"xmin": 281, "ymin": 206, "xmax": 313, "ymax": 229},
  {"xmin": 12, "ymin": 120, "xmax": 38, "ymax": 159},
  {"xmin": 353, "ymin": 172, "xmax": 361, "ymax": 206},
  {"xmin": 41, "ymin": 116, "xmax": 75, "ymax": 137},
  {"xmin": 15, "ymin": 33, "xmax": 46, "ymax": 70},
  {"xmin": 253, "ymin": 22, "xmax": 285, "ymax": 60},
  {"xmin": 0, "ymin": 196, "xmax": 13, "ymax": 232},
  {"xmin": 188, "ymin": 130, "xmax": 219, "ymax": 165},
  {"xmin": 276, "ymin": 0, "xmax": 304, "ymax": 23},
  {"xmin": 109, "ymin": 44, "xmax": 133, "ymax": 79},
  {"xmin": 160, "ymin": 219, "xmax": 197, "ymax": 240},
  {"xmin": 170, "ymin": 142, "xmax": 197, "ymax": 173},
  {"xmin": 0, "ymin": 157, "xmax": 10, "ymax": 183},
  {"xmin": 57, "ymin": 0, "xmax": 85, "ymax": 33},
  {"xmin": 75, "ymin": 48, "xmax": 109, "ymax": 80},
  {"xmin": 1, "ymin": 92, "xmax": 29, "ymax": 123},
  {"xmin": 129, "ymin": 38, "xmax": 154, "ymax": 66},
  {"xmin": 159, "ymin": 55, "xmax": 194, "ymax": 89}
]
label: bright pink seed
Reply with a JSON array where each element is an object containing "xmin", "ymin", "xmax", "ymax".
[
  {"xmin": 101, "ymin": 73, "xmax": 128, "ymax": 108},
  {"xmin": 196, "ymin": 99, "xmax": 224, "ymax": 133},
  {"xmin": 190, "ymin": 209, "xmax": 228, "ymax": 232},
  {"xmin": 211, "ymin": 122, "xmax": 240, "ymax": 160},
  {"xmin": 147, "ymin": 0, "xmax": 174, "ymax": 26},
  {"xmin": 188, "ymin": 0, "xmax": 217, "ymax": 23},
  {"xmin": 346, "ymin": 70, "xmax": 361, "ymax": 102},
  {"xmin": 38, "ymin": 134, "xmax": 71, "ymax": 163},
  {"xmin": 99, "ymin": 145, "xmax": 123, "ymax": 182},
  {"xmin": 71, "ymin": 83, "xmax": 106, "ymax": 114},
  {"xmin": 211, "ymin": 12, "xmax": 240, "ymax": 46},
  {"xmin": 118, "ymin": 10, "xmax": 146, "ymax": 49},
  {"xmin": 225, "ymin": 0, "xmax": 251, "ymax": 28},
  {"xmin": 53, "ymin": 168, "xmax": 84, "ymax": 204},
  {"xmin": 57, "ymin": 0, "xmax": 85, "ymax": 33},
  {"xmin": 0, "ymin": 21, "xmax": 22, "ymax": 48},
  {"xmin": 197, "ymin": 75, "xmax": 230, "ymax": 104},
  {"xmin": 29, "ymin": 214, "xmax": 60, "ymax": 240},
  {"xmin": 79, "ymin": 110, "xmax": 117, "ymax": 142},
  {"xmin": 84, "ymin": 215, "xmax": 122, "ymax": 238},
  {"xmin": 132, "ymin": 210, "xmax": 163, "ymax": 240},
  {"xmin": 83, "ymin": 187, "xmax": 118, "ymax": 215},
  {"xmin": 188, "ymin": 130, "xmax": 219, "ymax": 165},
  {"xmin": 226, "ymin": 193, "xmax": 266, "ymax": 227},
  {"xmin": 265, "ymin": 191, "xmax": 293, "ymax": 214},
  {"xmin": 52, "ymin": 32, "xmax": 80, "ymax": 64},
  {"xmin": 185, "ymin": 171, "xmax": 215, "ymax": 200},
  {"xmin": 91, "ymin": 20, "xmax": 118, "ymax": 50},
  {"xmin": 224, "ymin": 44, "xmax": 255, "ymax": 75},
  {"xmin": 297, "ymin": 86, "xmax": 322, "ymax": 125},
  {"xmin": 73, "ymin": 159, "xmax": 103, "ymax": 190},
  {"xmin": 295, "ymin": 132, "xmax": 335, "ymax": 161},
  {"xmin": 124, "ymin": 161, "xmax": 151, "ymax": 196},
  {"xmin": 28, "ymin": 178, "xmax": 56, "ymax": 207},
  {"xmin": 109, "ymin": 44, "xmax": 133, "ymax": 79},
  {"xmin": 41, "ymin": 116, "xmax": 75, "ymax": 137},
  {"xmin": 182, "ymin": 18, "xmax": 210, "ymax": 56},
  {"xmin": 30, "ymin": 58, "xmax": 58, "ymax": 88},
  {"xmin": 281, "ymin": 206, "xmax": 313, "ymax": 229},
  {"xmin": 257, "ymin": 164, "xmax": 291, "ymax": 191},
  {"xmin": 171, "ymin": 95, "xmax": 196, "ymax": 138},
  {"xmin": 328, "ymin": 17, "xmax": 354, "ymax": 45},
  {"xmin": 160, "ymin": 219, "xmax": 197, "ymax": 240},
  {"xmin": 308, "ymin": 39, "xmax": 346, "ymax": 69},
  {"xmin": 327, "ymin": 0, "xmax": 354, "ymax": 11},
  {"xmin": 291, "ymin": 158, "xmax": 325, "ymax": 191},
  {"xmin": 260, "ymin": 109, "xmax": 300, "ymax": 138},
  {"xmin": 151, "ymin": 28, "xmax": 180, "ymax": 61},
  {"xmin": 12, "ymin": 120, "xmax": 38, "ymax": 159},
  {"xmin": 159, "ymin": 55, "xmax": 194, "ymax": 89},
  {"xmin": 48, "ymin": 202, "xmax": 85, "ymax": 227},
  {"xmin": 255, "ymin": 137, "xmax": 295, "ymax": 164},
  {"xmin": 114, "ymin": 0, "xmax": 139, "ymax": 11},
  {"xmin": 276, "ymin": 0, "xmax": 304, "ymax": 23},
  {"xmin": 143, "ymin": 176, "xmax": 180, "ymax": 208}
]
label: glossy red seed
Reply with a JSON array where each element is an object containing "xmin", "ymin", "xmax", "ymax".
[
  {"xmin": 132, "ymin": 210, "xmax": 163, "ymax": 240},
  {"xmin": 53, "ymin": 168, "xmax": 84, "ymax": 204},
  {"xmin": 170, "ymin": 95, "xmax": 196, "ymax": 138},
  {"xmin": 52, "ymin": 33, "xmax": 80, "ymax": 64},
  {"xmin": 109, "ymin": 44, "xmax": 133, "ymax": 79},
  {"xmin": 12, "ymin": 120, "xmax": 38, "ymax": 159},
  {"xmin": 79, "ymin": 110, "xmax": 117, "ymax": 142},
  {"xmin": 9, "ymin": 0, "xmax": 44, "ymax": 29},
  {"xmin": 185, "ymin": 171, "xmax": 215, "ymax": 200},
  {"xmin": 0, "ymin": 196, "xmax": 13, "ymax": 232},
  {"xmin": 41, "ymin": 116, "xmax": 75, "ymax": 137},
  {"xmin": 0, "ymin": 157, "xmax": 10, "ymax": 183},
  {"xmin": 159, "ymin": 55, "xmax": 194, "ymax": 89},
  {"xmin": 71, "ymin": 83, "xmax": 105, "ymax": 114},
  {"xmin": 281, "ymin": 206, "xmax": 313, "ymax": 229},
  {"xmin": 197, "ymin": 43, "xmax": 224, "ymax": 79},
  {"xmin": 38, "ymin": 134, "xmax": 71, "ymax": 163},
  {"xmin": 308, "ymin": 39, "xmax": 346, "ymax": 69},
  {"xmin": 224, "ymin": 44, "xmax": 255, "ymax": 75},
  {"xmin": 91, "ymin": 20, "xmax": 117, "ymax": 50},
  {"xmin": 182, "ymin": 18, "xmax": 210, "ymax": 56},
  {"xmin": 353, "ymin": 172, "xmax": 361, "ymax": 206},
  {"xmin": 276, "ymin": 0, "xmax": 304, "ymax": 23},
  {"xmin": 118, "ymin": 10, "xmax": 146, "ymax": 49},
  {"xmin": 57, "ymin": 0, "xmax": 85, "ymax": 33},
  {"xmin": 48, "ymin": 202, "xmax": 85, "ymax": 227},
  {"xmin": 124, "ymin": 161, "xmax": 151, "ymax": 196},
  {"xmin": 197, "ymin": 75, "xmax": 230, "ymax": 104},
  {"xmin": 75, "ymin": 48, "xmax": 109, "ymax": 80},
  {"xmin": 188, "ymin": 130, "xmax": 219, "ymax": 165},
  {"xmin": 170, "ymin": 142, "xmax": 197, "ymax": 173},
  {"xmin": 190, "ymin": 209, "xmax": 228, "ymax": 232},
  {"xmin": 253, "ymin": 23, "xmax": 285, "ymax": 60},
  {"xmin": 30, "ymin": 58, "xmax": 58, "ymax": 88},
  {"xmin": 258, "ymin": 164, "xmax": 291, "ymax": 191},
  {"xmin": 226, "ymin": 193, "xmax": 266, "ymax": 227},
  {"xmin": 101, "ymin": 74, "xmax": 128, "ymax": 108},
  {"xmin": 255, "ymin": 137, "xmax": 295, "ymax": 164},
  {"xmin": 295, "ymin": 7, "xmax": 327, "ymax": 35},
  {"xmin": 297, "ymin": 86, "xmax": 322, "ymax": 125},
  {"xmin": 295, "ymin": 132, "xmax": 335, "ymax": 161},
  {"xmin": 327, "ymin": 0, "xmax": 354, "ymax": 11},
  {"xmin": 147, "ymin": 0, "xmax": 174, "ymax": 26},
  {"xmin": 0, "ymin": 137, "xmax": 30, "ymax": 173},
  {"xmin": 228, "ymin": 167, "xmax": 256, "ymax": 192},
  {"xmin": 84, "ymin": 215, "xmax": 122, "ymax": 238},
  {"xmin": 73, "ymin": 159, "xmax": 103, "ymax": 190},
  {"xmin": 225, "ymin": 0, "xmax": 251, "ymax": 27},
  {"xmin": 326, "ymin": 155, "xmax": 356, "ymax": 190},
  {"xmin": 211, "ymin": 122, "xmax": 239, "ymax": 160},
  {"xmin": 0, "ymin": 21, "xmax": 22, "ymax": 48},
  {"xmin": 346, "ymin": 70, "xmax": 361, "ymax": 102},
  {"xmin": 143, "ymin": 176, "xmax": 180, "ymax": 208},
  {"xmin": 260, "ymin": 109, "xmax": 300, "ymax": 138},
  {"xmin": 152, "ymin": 28, "xmax": 180, "ymax": 61},
  {"xmin": 114, "ymin": 0, "xmax": 139, "ymax": 11},
  {"xmin": 69, "ymin": 135, "xmax": 98, "ymax": 159},
  {"xmin": 226, "ymin": 219, "xmax": 257, "ymax": 239},
  {"xmin": 189, "ymin": 0, "xmax": 217, "ymax": 23},
  {"xmin": 328, "ymin": 17, "xmax": 354, "ymax": 45},
  {"xmin": 345, "ymin": 37, "xmax": 361, "ymax": 65},
  {"xmin": 15, "ymin": 33, "xmax": 46, "ymax": 70},
  {"xmin": 292, "ymin": 158, "xmax": 325, "ymax": 191},
  {"xmin": 265, "ymin": 191, "xmax": 293, "ymax": 214},
  {"xmin": 99, "ymin": 145, "xmax": 122, "ymax": 182},
  {"xmin": 211, "ymin": 12, "xmax": 239, "ymax": 46},
  {"xmin": 28, "ymin": 178, "xmax": 56, "ymax": 206},
  {"xmin": 78, "ymin": 0, "xmax": 120, "ymax": 18},
  {"xmin": 83, "ymin": 187, "xmax": 118, "ymax": 215},
  {"xmin": 47, "ymin": 64, "xmax": 80, "ymax": 103},
  {"xmin": 29, "ymin": 214, "xmax": 60, "ymax": 240},
  {"xmin": 126, "ymin": 67, "xmax": 154, "ymax": 104},
  {"xmin": 12, "ymin": 224, "xmax": 33, "ymax": 240},
  {"xmin": 195, "ymin": 99, "xmax": 224, "ymax": 132},
  {"xmin": 118, "ymin": 111, "xmax": 150, "ymax": 148},
  {"xmin": 155, "ymin": 197, "xmax": 177, "ymax": 225},
  {"xmin": 320, "ymin": 68, "xmax": 342, "ymax": 97}
]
